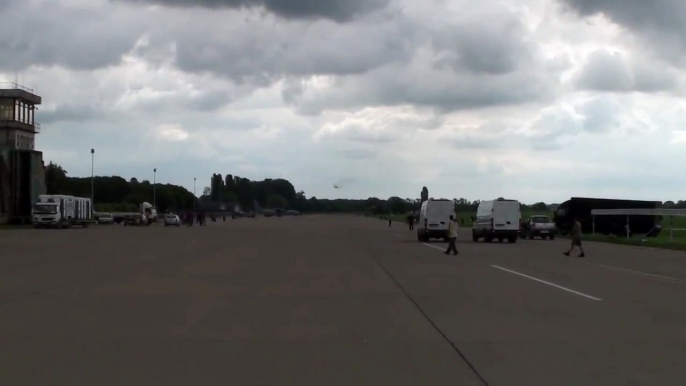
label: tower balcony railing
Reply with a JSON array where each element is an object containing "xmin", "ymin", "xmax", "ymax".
[
  {"xmin": 0, "ymin": 119, "xmax": 41, "ymax": 133},
  {"xmin": 0, "ymin": 82, "xmax": 34, "ymax": 93}
]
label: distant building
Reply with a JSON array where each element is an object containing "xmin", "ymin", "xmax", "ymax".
[{"xmin": 0, "ymin": 83, "xmax": 45, "ymax": 223}]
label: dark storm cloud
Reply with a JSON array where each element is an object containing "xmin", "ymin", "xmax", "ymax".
[
  {"xmin": 431, "ymin": 11, "xmax": 533, "ymax": 75},
  {"xmin": 289, "ymin": 63, "xmax": 556, "ymax": 115},
  {"xmin": 163, "ymin": 15, "xmax": 414, "ymax": 81},
  {"xmin": 119, "ymin": 0, "xmax": 391, "ymax": 21},
  {"xmin": 38, "ymin": 105, "xmax": 103, "ymax": 124},
  {"xmin": 560, "ymin": 0, "xmax": 686, "ymax": 61},
  {"xmin": 0, "ymin": 1, "xmax": 143, "ymax": 72},
  {"xmin": 560, "ymin": 0, "xmax": 684, "ymax": 32}
]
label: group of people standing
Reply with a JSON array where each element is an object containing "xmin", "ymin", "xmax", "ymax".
[
  {"xmin": 181, "ymin": 211, "xmax": 236, "ymax": 227},
  {"xmin": 184, "ymin": 211, "xmax": 207, "ymax": 227}
]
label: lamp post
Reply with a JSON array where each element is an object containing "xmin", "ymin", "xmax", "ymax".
[
  {"xmin": 90, "ymin": 149, "xmax": 95, "ymax": 215},
  {"xmin": 153, "ymin": 168, "xmax": 157, "ymax": 208},
  {"xmin": 193, "ymin": 177, "xmax": 196, "ymax": 210}
]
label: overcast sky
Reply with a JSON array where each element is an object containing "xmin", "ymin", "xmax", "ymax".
[{"xmin": 3, "ymin": 0, "xmax": 686, "ymax": 203}]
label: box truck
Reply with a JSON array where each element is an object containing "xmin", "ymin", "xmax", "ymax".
[{"xmin": 32, "ymin": 195, "xmax": 93, "ymax": 228}]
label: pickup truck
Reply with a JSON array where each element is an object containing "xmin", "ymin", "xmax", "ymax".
[{"xmin": 520, "ymin": 215, "xmax": 557, "ymax": 240}]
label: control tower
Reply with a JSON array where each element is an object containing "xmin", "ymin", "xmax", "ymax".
[{"xmin": 0, "ymin": 83, "xmax": 46, "ymax": 223}]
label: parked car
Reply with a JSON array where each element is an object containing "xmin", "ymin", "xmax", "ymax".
[
  {"xmin": 96, "ymin": 212, "xmax": 114, "ymax": 225},
  {"xmin": 520, "ymin": 215, "xmax": 557, "ymax": 240},
  {"xmin": 164, "ymin": 214, "xmax": 181, "ymax": 227}
]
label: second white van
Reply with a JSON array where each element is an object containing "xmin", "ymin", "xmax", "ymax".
[
  {"xmin": 417, "ymin": 199, "xmax": 455, "ymax": 242},
  {"xmin": 472, "ymin": 198, "xmax": 520, "ymax": 243}
]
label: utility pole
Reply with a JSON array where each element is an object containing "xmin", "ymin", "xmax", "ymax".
[
  {"xmin": 90, "ymin": 148, "xmax": 95, "ymax": 214},
  {"xmin": 153, "ymin": 168, "xmax": 157, "ymax": 208}
]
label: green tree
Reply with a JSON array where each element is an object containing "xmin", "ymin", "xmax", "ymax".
[
  {"xmin": 531, "ymin": 202, "xmax": 548, "ymax": 211},
  {"xmin": 388, "ymin": 196, "xmax": 408, "ymax": 214},
  {"xmin": 45, "ymin": 162, "xmax": 69, "ymax": 194},
  {"xmin": 266, "ymin": 194, "xmax": 289, "ymax": 209}
]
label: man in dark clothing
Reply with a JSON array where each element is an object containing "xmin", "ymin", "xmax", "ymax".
[
  {"xmin": 408, "ymin": 214, "xmax": 414, "ymax": 231},
  {"xmin": 388, "ymin": 213, "xmax": 392, "ymax": 227}
]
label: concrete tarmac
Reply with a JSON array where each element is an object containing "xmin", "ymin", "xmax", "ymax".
[{"xmin": 1, "ymin": 215, "xmax": 686, "ymax": 385}]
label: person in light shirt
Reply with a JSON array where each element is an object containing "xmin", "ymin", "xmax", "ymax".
[
  {"xmin": 563, "ymin": 217, "xmax": 586, "ymax": 258},
  {"xmin": 444, "ymin": 215, "xmax": 459, "ymax": 256}
]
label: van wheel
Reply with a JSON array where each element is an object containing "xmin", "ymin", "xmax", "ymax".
[
  {"xmin": 541, "ymin": 235, "xmax": 547, "ymax": 240},
  {"xmin": 508, "ymin": 236, "xmax": 517, "ymax": 243},
  {"xmin": 485, "ymin": 236, "xmax": 493, "ymax": 243},
  {"xmin": 528, "ymin": 233, "xmax": 534, "ymax": 240},
  {"xmin": 82, "ymin": 222, "xmax": 88, "ymax": 228},
  {"xmin": 498, "ymin": 237, "xmax": 504, "ymax": 242},
  {"xmin": 550, "ymin": 235, "xmax": 555, "ymax": 240},
  {"xmin": 472, "ymin": 231, "xmax": 478, "ymax": 242}
]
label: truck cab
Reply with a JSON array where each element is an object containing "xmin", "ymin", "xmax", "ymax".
[{"xmin": 32, "ymin": 201, "xmax": 61, "ymax": 226}]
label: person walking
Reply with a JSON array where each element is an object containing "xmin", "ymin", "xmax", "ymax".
[
  {"xmin": 444, "ymin": 215, "xmax": 459, "ymax": 255},
  {"xmin": 564, "ymin": 217, "xmax": 586, "ymax": 257},
  {"xmin": 388, "ymin": 213, "xmax": 392, "ymax": 227},
  {"xmin": 408, "ymin": 213, "xmax": 414, "ymax": 231}
]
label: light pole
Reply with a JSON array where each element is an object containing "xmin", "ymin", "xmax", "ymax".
[
  {"xmin": 153, "ymin": 168, "xmax": 157, "ymax": 208},
  {"xmin": 193, "ymin": 178, "xmax": 196, "ymax": 210},
  {"xmin": 90, "ymin": 149, "xmax": 94, "ymax": 215}
]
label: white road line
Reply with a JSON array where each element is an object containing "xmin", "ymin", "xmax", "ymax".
[
  {"xmin": 592, "ymin": 263, "xmax": 686, "ymax": 284},
  {"xmin": 423, "ymin": 243, "xmax": 446, "ymax": 251},
  {"xmin": 491, "ymin": 265, "xmax": 602, "ymax": 301}
]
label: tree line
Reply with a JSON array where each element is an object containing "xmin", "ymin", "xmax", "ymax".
[
  {"xmin": 207, "ymin": 173, "xmax": 297, "ymax": 210},
  {"xmin": 46, "ymin": 164, "xmax": 561, "ymax": 215},
  {"xmin": 45, "ymin": 162, "xmax": 195, "ymax": 213}
]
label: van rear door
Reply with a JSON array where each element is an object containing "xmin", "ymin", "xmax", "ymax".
[
  {"xmin": 493, "ymin": 201, "xmax": 520, "ymax": 231},
  {"xmin": 427, "ymin": 201, "xmax": 454, "ymax": 231}
]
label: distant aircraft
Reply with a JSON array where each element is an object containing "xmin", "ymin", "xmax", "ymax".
[{"xmin": 333, "ymin": 184, "xmax": 340, "ymax": 189}]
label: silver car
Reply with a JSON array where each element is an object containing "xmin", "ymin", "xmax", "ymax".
[{"xmin": 164, "ymin": 214, "xmax": 181, "ymax": 227}]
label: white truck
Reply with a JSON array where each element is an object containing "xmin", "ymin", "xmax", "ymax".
[
  {"xmin": 32, "ymin": 195, "xmax": 94, "ymax": 228},
  {"xmin": 112, "ymin": 202, "xmax": 158, "ymax": 226}
]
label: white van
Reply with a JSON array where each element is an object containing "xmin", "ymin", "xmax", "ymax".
[
  {"xmin": 417, "ymin": 199, "xmax": 455, "ymax": 242},
  {"xmin": 472, "ymin": 198, "xmax": 520, "ymax": 243}
]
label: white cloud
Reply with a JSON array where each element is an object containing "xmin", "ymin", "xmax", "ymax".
[
  {"xmin": 155, "ymin": 124, "xmax": 189, "ymax": 141},
  {"xmin": 5, "ymin": 0, "xmax": 686, "ymax": 203}
]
